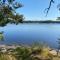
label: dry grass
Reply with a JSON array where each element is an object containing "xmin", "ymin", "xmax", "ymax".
[
  {"xmin": 0, "ymin": 46, "xmax": 60, "ymax": 60},
  {"xmin": 0, "ymin": 54, "xmax": 16, "ymax": 60}
]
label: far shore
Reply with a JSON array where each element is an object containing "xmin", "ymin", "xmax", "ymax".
[{"xmin": 22, "ymin": 20, "xmax": 60, "ymax": 23}]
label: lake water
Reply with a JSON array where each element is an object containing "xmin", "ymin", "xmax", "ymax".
[{"xmin": 0, "ymin": 23, "xmax": 60, "ymax": 48}]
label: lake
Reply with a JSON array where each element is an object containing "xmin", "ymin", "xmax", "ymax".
[{"xmin": 0, "ymin": 23, "xmax": 60, "ymax": 48}]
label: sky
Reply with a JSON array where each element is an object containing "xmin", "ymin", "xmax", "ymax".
[{"xmin": 16, "ymin": 0, "xmax": 59, "ymax": 21}]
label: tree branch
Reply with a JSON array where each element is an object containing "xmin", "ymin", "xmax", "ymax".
[{"xmin": 44, "ymin": 0, "xmax": 54, "ymax": 16}]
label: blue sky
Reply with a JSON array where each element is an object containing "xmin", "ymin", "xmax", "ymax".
[{"xmin": 16, "ymin": 0, "xmax": 59, "ymax": 20}]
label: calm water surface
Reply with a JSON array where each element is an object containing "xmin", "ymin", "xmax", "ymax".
[{"xmin": 0, "ymin": 23, "xmax": 60, "ymax": 48}]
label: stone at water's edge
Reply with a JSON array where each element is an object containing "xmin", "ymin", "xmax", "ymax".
[{"xmin": 49, "ymin": 50, "xmax": 57, "ymax": 56}]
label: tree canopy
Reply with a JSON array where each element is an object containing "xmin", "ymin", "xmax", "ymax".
[{"xmin": 0, "ymin": 0, "xmax": 24, "ymax": 26}]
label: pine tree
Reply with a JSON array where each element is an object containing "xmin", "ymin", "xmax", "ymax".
[{"xmin": 0, "ymin": 0, "xmax": 24, "ymax": 26}]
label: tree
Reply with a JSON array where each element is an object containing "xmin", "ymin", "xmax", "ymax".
[
  {"xmin": 56, "ymin": 17, "xmax": 60, "ymax": 20},
  {"xmin": 0, "ymin": 0, "xmax": 24, "ymax": 26},
  {"xmin": 0, "ymin": 0, "xmax": 24, "ymax": 41}
]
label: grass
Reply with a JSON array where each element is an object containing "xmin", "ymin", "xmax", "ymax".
[
  {"xmin": 0, "ymin": 44, "xmax": 60, "ymax": 60},
  {"xmin": 0, "ymin": 54, "xmax": 16, "ymax": 60}
]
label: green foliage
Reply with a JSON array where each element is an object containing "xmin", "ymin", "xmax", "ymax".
[
  {"xmin": 0, "ymin": 45, "xmax": 59, "ymax": 60},
  {"xmin": 0, "ymin": 31, "xmax": 4, "ymax": 41},
  {"xmin": 0, "ymin": 0, "xmax": 24, "ymax": 26},
  {"xmin": 56, "ymin": 17, "xmax": 60, "ymax": 20},
  {"xmin": 14, "ymin": 47, "xmax": 32, "ymax": 60}
]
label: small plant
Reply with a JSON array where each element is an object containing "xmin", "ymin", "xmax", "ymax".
[{"xmin": 13, "ymin": 47, "xmax": 33, "ymax": 60}]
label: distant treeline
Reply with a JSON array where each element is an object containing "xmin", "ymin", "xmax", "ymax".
[{"xmin": 22, "ymin": 20, "xmax": 60, "ymax": 23}]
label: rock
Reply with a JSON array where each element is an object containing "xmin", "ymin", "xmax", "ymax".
[
  {"xmin": 49, "ymin": 50, "xmax": 57, "ymax": 56},
  {"xmin": 31, "ymin": 55, "xmax": 52, "ymax": 60}
]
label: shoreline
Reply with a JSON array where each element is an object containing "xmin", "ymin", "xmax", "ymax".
[
  {"xmin": 0, "ymin": 44, "xmax": 60, "ymax": 60},
  {"xmin": 0, "ymin": 44, "xmax": 58, "ymax": 50},
  {"xmin": 22, "ymin": 21, "xmax": 60, "ymax": 23}
]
